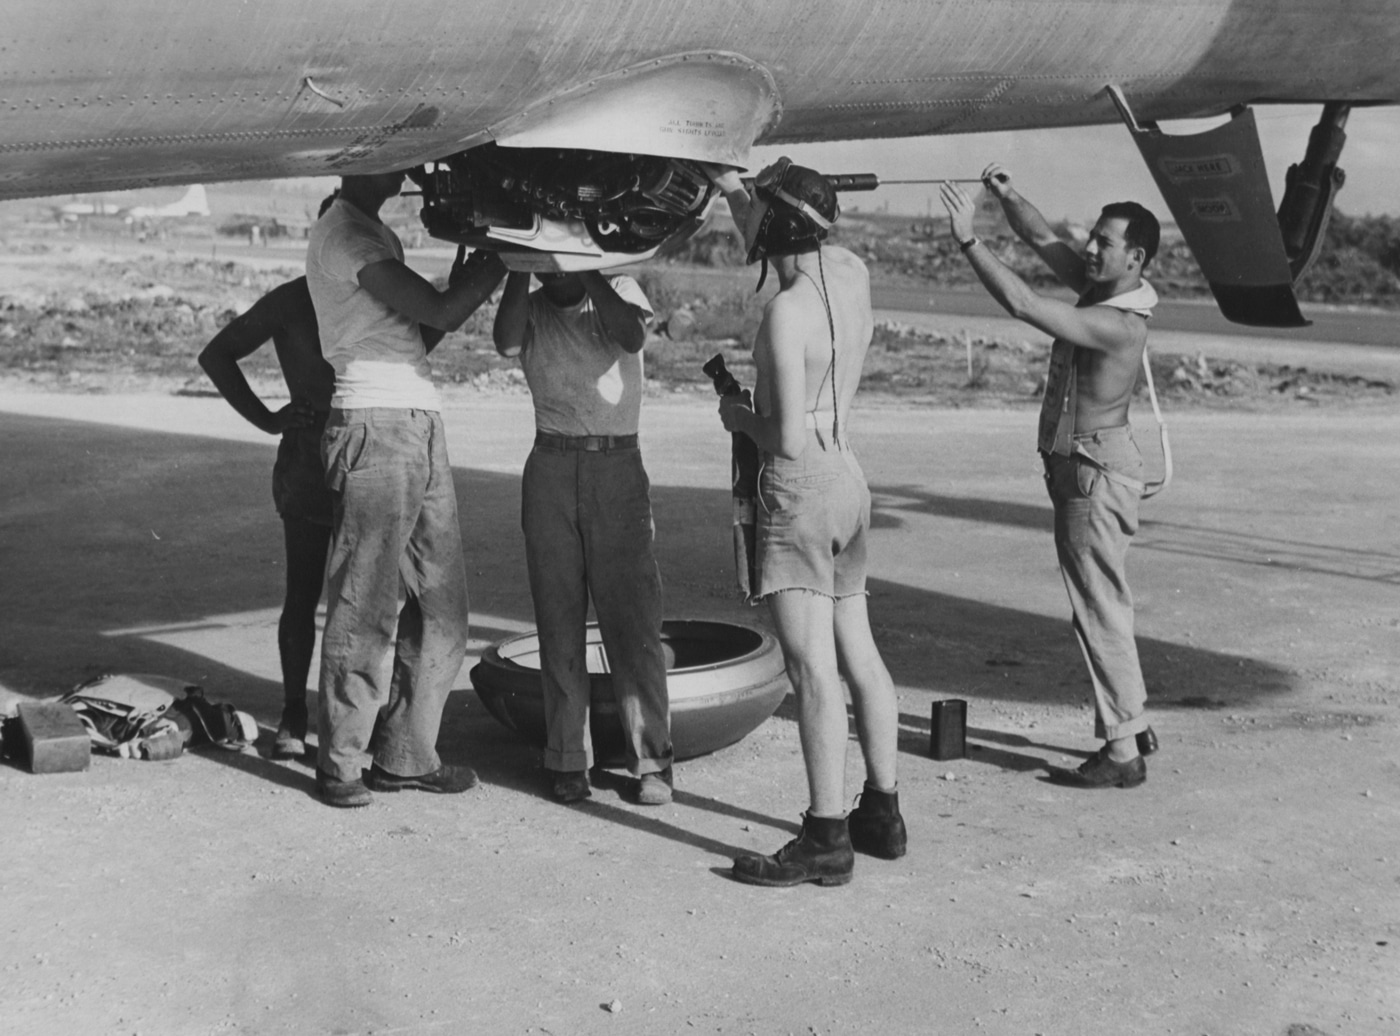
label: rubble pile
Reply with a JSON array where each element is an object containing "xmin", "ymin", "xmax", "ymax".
[
  {"xmin": 1154, "ymin": 350, "xmax": 1394, "ymax": 404},
  {"xmin": 0, "ymin": 248, "xmax": 1391, "ymax": 408}
]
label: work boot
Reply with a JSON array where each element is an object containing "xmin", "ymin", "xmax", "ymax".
[
  {"xmin": 271, "ymin": 700, "xmax": 308, "ymax": 760},
  {"xmin": 847, "ymin": 783, "xmax": 908, "ymax": 860},
  {"xmin": 732, "ymin": 813, "xmax": 854, "ymax": 887},
  {"xmin": 551, "ymin": 769, "xmax": 591, "ymax": 804},
  {"xmin": 316, "ymin": 769, "xmax": 372, "ymax": 808},
  {"xmin": 636, "ymin": 765, "xmax": 673, "ymax": 806}
]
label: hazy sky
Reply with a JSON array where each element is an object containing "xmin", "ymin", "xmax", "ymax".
[{"xmin": 746, "ymin": 104, "xmax": 1400, "ymax": 223}]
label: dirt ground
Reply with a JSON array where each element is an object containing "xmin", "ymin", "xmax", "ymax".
[{"xmin": 1, "ymin": 240, "xmax": 1398, "ymax": 1036}]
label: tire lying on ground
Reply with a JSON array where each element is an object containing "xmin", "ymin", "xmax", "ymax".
[{"xmin": 469, "ymin": 619, "xmax": 789, "ymax": 765}]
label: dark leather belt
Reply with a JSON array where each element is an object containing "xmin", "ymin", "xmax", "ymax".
[{"xmin": 534, "ymin": 432, "xmax": 638, "ymax": 452}]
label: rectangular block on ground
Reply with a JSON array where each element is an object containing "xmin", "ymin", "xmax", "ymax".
[
  {"xmin": 930, "ymin": 698, "xmax": 967, "ymax": 761},
  {"xmin": 16, "ymin": 701, "xmax": 91, "ymax": 774}
]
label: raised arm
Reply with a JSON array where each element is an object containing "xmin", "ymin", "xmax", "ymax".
[
  {"xmin": 579, "ymin": 271, "xmax": 647, "ymax": 354},
  {"xmin": 419, "ymin": 245, "xmax": 476, "ymax": 353},
  {"xmin": 357, "ymin": 249, "xmax": 506, "ymax": 332},
  {"xmin": 980, "ymin": 163, "xmax": 1087, "ymax": 294},
  {"xmin": 492, "ymin": 271, "xmax": 532, "ymax": 357},
  {"xmin": 941, "ymin": 182, "xmax": 1139, "ymax": 353},
  {"xmin": 702, "ymin": 164, "xmax": 754, "ymax": 246},
  {"xmin": 197, "ymin": 282, "xmax": 315, "ymax": 434}
]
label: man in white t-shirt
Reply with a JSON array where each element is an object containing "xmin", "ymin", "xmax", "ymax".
[
  {"xmin": 493, "ymin": 270, "xmax": 674, "ymax": 806},
  {"xmin": 305, "ymin": 170, "xmax": 505, "ymax": 808}
]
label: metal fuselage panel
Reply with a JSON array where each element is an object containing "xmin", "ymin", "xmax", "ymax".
[{"xmin": 3, "ymin": 0, "xmax": 1397, "ymax": 198}]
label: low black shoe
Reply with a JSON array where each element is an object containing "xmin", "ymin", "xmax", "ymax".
[
  {"xmin": 1136, "ymin": 726, "xmax": 1159, "ymax": 756},
  {"xmin": 364, "ymin": 763, "xmax": 478, "ymax": 794},
  {"xmin": 316, "ymin": 769, "xmax": 372, "ymax": 808},
  {"xmin": 551, "ymin": 769, "xmax": 591, "ymax": 804},
  {"xmin": 1049, "ymin": 748, "xmax": 1146, "ymax": 789}
]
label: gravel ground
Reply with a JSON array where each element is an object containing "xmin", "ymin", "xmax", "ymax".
[{"xmin": 1, "ymin": 234, "xmax": 1397, "ymax": 1036}]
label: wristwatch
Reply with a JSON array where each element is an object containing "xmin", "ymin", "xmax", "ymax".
[{"xmin": 958, "ymin": 236, "xmax": 979, "ymax": 252}]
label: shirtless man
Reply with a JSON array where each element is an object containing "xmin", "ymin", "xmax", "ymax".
[
  {"xmin": 198, "ymin": 237, "xmax": 335, "ymax": 760},
  {"xmin": 708, "ymin": 159, "xmax": 905, "ymax": 887},
  {"xmin": 941, "ymin": 164, "xmax": 1161, "ymax": 789}
]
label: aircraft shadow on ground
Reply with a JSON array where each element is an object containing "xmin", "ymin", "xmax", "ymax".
[
  {"xmin": 871, "ymin": 483, "xmax": 1400, "ymax": 585},
  {"xmin": 0, "ymin": 412, "xmax": 1295, "ymax": 800}
]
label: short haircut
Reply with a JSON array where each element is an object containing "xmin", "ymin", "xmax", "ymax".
[
  {"xmin": 1099, "ymin": 201, "xmax": 1160, "ymax": 269},
  {"xmin": 317, "ymin": 191, "xmax": 339, "ymax": 219}
]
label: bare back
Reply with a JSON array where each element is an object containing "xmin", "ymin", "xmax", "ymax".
[
  {"xmin": 753, "ymin": 245, "xmax": 873, "ymax": 434},
  {"xmin": 267, "ymin": 279, "xmax": 334, "ymax": 411}
]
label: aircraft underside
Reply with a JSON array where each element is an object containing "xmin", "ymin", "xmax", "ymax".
[{"xmin": 4, "ymin": 0, "xmax": 1400, "ymax": 324}]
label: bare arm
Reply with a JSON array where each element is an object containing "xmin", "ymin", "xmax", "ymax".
[
  {"xmin": 357, "ymin": 249, "xmax": 506, "ymax": 332},
  {"xmin": 579, "ymin": 272, "xmax": 647, "ymax": 353},
  {"xmin": 702, "ymin": 165, "xmax": 753, "ymax": 245},
  {"xmin": 980, "ymin": 163, "xmax": 1087, "ymax": 293},
  {"xmin": 419, "ymin": 246, "xmax": 475, "ymax": 353},
  {"xmin": 719, "ymin": 299, "xmax": 808, "ymax": 459},
  {"xmin": 197, "ymin": 284, "xmax": 315, "ymax": 434},
  {"xmin": 965, "ymin": 249, "xmax": 1139, "ymax": 351},
  {"xmin": 492, "ymin": 271, "xmax": 532, "ymax": 357},
  {"xmin": 942, "ymin": 181, "xmax": 1136, "ymax": 352}
]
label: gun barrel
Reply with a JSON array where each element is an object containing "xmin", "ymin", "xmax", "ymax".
[{"xmin": 826, "ymin": 175, "xmax": 986, "ymax": 191}]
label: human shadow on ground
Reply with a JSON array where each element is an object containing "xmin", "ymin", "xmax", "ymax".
[
  {"xmin": 766, "ymin": 697, "xmax": 1069, "ymax": 776},
  {"xmin": 897, "ymin": 711, "xmax": 1077, "ymax": 774},
  {"xmin": 0, "ymin": 411, "xmax": 1296, "ymax": 806},
  {"xmin": 870, "ymin": 483, "xmax": 1400, "ymax": 585}
]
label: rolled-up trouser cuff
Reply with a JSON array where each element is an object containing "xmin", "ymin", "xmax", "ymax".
[
  {"xmin": 1097, "ymin": 713, "xmax": 1150, "ymax": 742},
  {"xmin": 632, "ymin": 755, "xmax": 674, "ymax": 777},
  {"xmin": 545, "ymin": 748, "xmax": 593, "ymax": 773}
]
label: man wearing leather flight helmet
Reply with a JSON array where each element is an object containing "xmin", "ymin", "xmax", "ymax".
[{"xmin": 706, "ymin": 159, "xmax": 906, "ymax": 888}]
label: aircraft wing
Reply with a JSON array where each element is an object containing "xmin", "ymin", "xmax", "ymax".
[
  {"xmin": 6, "ymin": 0, "xmax": 1399, "ymax": 198},
  {"xmin": 6, "ymin": 1, "xmax": 1399, "ymax": 324}
]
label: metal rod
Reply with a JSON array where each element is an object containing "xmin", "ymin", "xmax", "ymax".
[{"xmin": 828, "ymin": 173, "xmax": 986, "ymax": 192}]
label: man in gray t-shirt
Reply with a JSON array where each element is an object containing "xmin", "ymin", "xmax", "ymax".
[
  {"xmin": 305, "ymin": 170, "xmax": 504, "ymax": 808},
  {"xmin": 493, "ymin": 270, "xmax": 674, "ymax": 806}
]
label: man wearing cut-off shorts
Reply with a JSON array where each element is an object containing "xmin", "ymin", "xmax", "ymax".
[
  {"xmin": 306, "ymin": 171, "xmax": 505, "ymax": 807},
  {"xmin": 198, "ymin": 244, "xmax": 335, "ymax": 761},
  {"xmin": 940, "ymin": 164, "xmax": 1162, "ymax": 789},
  {"xmin": 706, "ymin": 159, "xmax": 906, "ymax": 888},
  {"xmin": 493, "ymin": 269, "xmax": 674, "ymax": 807}
]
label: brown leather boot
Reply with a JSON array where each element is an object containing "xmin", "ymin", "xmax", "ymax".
[
  {"xmin": 732, "ymin": 813, "xmax": 854, "ymax": 887},
  {"xmin": 847, "ymin": 783, "xmax": 908, "ymax": 859}
]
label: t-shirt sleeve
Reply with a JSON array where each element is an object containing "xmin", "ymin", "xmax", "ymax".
[
  {"xmin": 607, "ymin": 275, "xmax": 654, "ymax": 325},
  {"xmin": 322, "ymin": 218, "xmax": 398, "ymax": 284}
]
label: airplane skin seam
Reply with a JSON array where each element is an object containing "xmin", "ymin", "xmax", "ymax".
[
  {"xmin": 0, "ymin": 126, "xmax": 435, "ymax": 154},
  {"xmin": 846, "ymin": 72, "xmax": 1188, "ymax": 86}
]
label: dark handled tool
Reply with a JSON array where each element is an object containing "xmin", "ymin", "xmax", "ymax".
[{"xmin": 705, "ymin": 354, "xmax": 761, "ymax": 601}]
